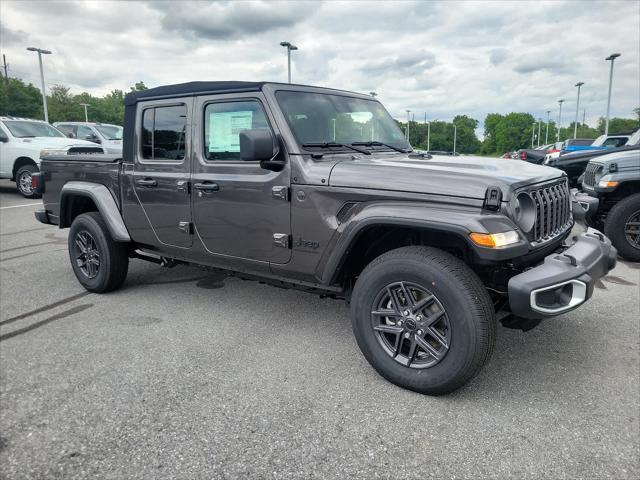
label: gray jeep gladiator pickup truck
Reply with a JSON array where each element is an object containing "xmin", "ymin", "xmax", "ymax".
[{"xmin": 33, "ymin": 81, "xmax": 616, "ymax": 395}]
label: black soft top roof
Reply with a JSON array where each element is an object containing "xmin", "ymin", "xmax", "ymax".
[{"xmin": 124, "ymin": 81, "xmax": 265, "ymax": 106}]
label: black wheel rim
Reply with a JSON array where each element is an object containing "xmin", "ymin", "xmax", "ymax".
[
  {"xmin": 624, "ymin": 209, "xmax": 640, "ymax": 250},
  {"xmin": 73, "ymin": 230, "xmax": 101, "ymax": 279},
  {"xmin": 18, "ymin": 171, "xmax": 33, "ymax": 195},
  {"xmin": 371, "ymin": 281, "xmax": 451, "ymax": 369}
]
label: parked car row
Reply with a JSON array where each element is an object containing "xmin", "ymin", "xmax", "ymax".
[{"xmin": 0, "ymin": 117, "xmax": 123, "ymax": 197}]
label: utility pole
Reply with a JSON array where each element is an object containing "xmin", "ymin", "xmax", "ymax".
[
  {"xmin": 545, "ymin": 110, "xmax": 551, "ymax": 144},
  {"xmin": 604, "ymin": 53, "xmax": 621, "ymax": 135},
  {"xmin": 26, "ymin": 47, "xmax": 52, "ymax": 123},
  {"xmin": 557, "ymin": 99, "xmax": 565, "ymax": 142},
  {"xmin": 453, "ymin": 123, "xmax": 457, "ymax": 154},
  {"xmin": 573, "ymin": 82, "xmax": 584, "ymax": 139},
  {"xmin": 80, "ymin": 103, "xmax": 90, "ymax": 122}
]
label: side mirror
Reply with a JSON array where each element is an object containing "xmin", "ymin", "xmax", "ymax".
[
  {"xmin": 0, "ymin": 135, "xmax": 8, "ymax": 143},
  {"xmin": 85, "ymin": 134, "xmax": 101, "ymax": 144},
  {"xmin": 239, "ymin": 129, "xmax": 275, "ymax": 161}
]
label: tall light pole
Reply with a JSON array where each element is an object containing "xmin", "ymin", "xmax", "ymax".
[
  {"xmin": 427, "ymin": 121, "xmax": 431, "ymax": 152},
  {"xmin": 80, "ymin": 103, "xmax": 90, "ymax": 122},
  {"xmin": 573, "ymin": 82, "xmax": 584, "ymax": 139},
  {"xmin": 531, "ymin": 122, "xmax": 536, "ymax": 148},
  {"xmin": 26, "ymin": 47, "xmax": 52, "ymax": 123},
  {"xmin": 604, "ymin": 53, "xmax": 621, "ymax": 135},
  {"xmin": 279, "ymin": 41, "xmax": 298, "ymax": 84},
  {"xmin": 545, "ymin": 110, "xmax": 551, "ymax": 144},
  {"xmin": 537, "ymin": 120, "xmax": 541, "ymax": 147},
  {"xmin": 557, "ymin": 99, "xmax": 565, "ymax": 142},
  {"xmin": 453, "ymin": 123, "xmax": 457, "ymax": 154},
  {"xmin": 405, "ymin": 109, "xmax": 411, "ymax": 142}
]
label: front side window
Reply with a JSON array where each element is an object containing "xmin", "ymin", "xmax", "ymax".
[
  {"xmin": 77, "ymin": 125, "xmax": 95, "ymax": 140},
  {"xmin": 140, "ymin": 105, "xmax": 187, "ymax": 161},
  {"xmin": 56, "ymin": 124, "xmax": 76, "ymax": 138},
  {"xmin": 3, "ymin": 121, "xmax": 65, "ymax": 138},
  {"xmin": 275, "ymin": 91, "xmax": 408, "ymax": 152},
  {"xmin": 203, "ymin": 100, "xmax": 271, "ymax": 161}
]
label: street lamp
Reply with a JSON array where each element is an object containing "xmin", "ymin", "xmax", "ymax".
[
  {"xmin": 26, "ymin": 47, "xmax": 52, "ymax": 123},
  {"xmin": 80, "ymin": 103, "xmax": 90, "ymax": 122},
  {"xmin": 279, "ymin": 41, "xmax": 298, "ymax": 84},
  {"xmin": 557, "ymin": 99, "xmax": 565, "ymax": 142},
  {"xmin": 604, "ymin": 53, "xmax": 621, "ymax": 135},
  {"xmin": 531, "ymin": 122, "xmax": 536, "ymax": 148},
  {"xmin": 537, "ymin": 119, "xmax": 541, "ymax": 147},
  {"xmin": 545, "ymin": 110, "xmax": 551, "ymax": 144},
  {"xmin": 405, "ymin": 109, "xmax": 411, "ymax": 142},
  {"xmin": 426, "ymin": 121, "xmax": 431, "ymax": 152},
  {"xmin": 573, "ymin": 82, "xmax": 584, "ymax": 139}
]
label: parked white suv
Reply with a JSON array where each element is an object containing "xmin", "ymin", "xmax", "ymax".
[
  {"xmin": 0, "ymin": 117, "xmax": 104, "ymax": 198},
  {"xmin": 54, "ymin": 122, "xmax": 123, "ymax": 154}
]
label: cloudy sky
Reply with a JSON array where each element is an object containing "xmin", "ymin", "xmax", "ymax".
[{"xmin": 1, "ymin": 0, "xmax": 639, "ymax": 131}]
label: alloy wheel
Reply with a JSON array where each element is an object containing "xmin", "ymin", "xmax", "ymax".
[
  {"xmin": 18, "ymin": 171, "xmax": 34, "ymax": 195},
  {"xmin": 73, "ymin": 230, "xmax": 101, "ymax": 279},
  {"xmin": 371, "ymin": 281, "xmax": 451, "ymax": 369},
  {"xmin": 624, "ymin": 209, "xmax": 640, "ymax": 250}
]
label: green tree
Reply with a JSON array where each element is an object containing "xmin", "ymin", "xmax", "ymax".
[
  {"xmin": 597, "ymin": 115, "xmax": 639, "ymax": 134},
  {"xmin": 0, "ymin": 77, "xmax": 43, "ymax": 118}
]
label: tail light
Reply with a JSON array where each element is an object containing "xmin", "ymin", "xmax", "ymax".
[
  {"xmin": 520, "ymin": 151, "xmax": 527, "ymax": 160},
  {"xmin": 32, "ymin": 172, "xmax": 45, "ymax": 194}
]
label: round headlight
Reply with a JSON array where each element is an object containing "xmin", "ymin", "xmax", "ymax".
[{"xmin": 514, "ymin": 192, "xmax": 536, "ymax": 233}]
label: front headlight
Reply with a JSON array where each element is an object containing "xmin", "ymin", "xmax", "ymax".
[
  {"xmin": 39, "ymin": 148, "xmax": 68, "ymax": 158},
  {"xmin": 512, "ymin": 191, "xmax": 536, "ymax": 233},
  {"xmin": 469, "ymin": 230, "xmax": 520, "ymax": 248}
]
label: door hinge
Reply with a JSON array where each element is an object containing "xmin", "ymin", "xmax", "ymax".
[
  {"xmin": 272, "ymin": 186, "xmax": 289, "ymax": 201},
  {"xmin": 177, "ymin": 180, "xmax": 190, "ymax": 193},
  {"xmin": 273, "ymin": 233, "xmax": 290, "ymax": 248},
  {"xmin": 178, "ymin": 221, "xmax": 193, "ymax": 234}
]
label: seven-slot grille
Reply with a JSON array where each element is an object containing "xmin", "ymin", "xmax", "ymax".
[
  {"xmin": 583, "ymin": 162, "xmax": 601, "ymax": 187},
  {"xmin": 67, "ymin": 146, "xmax": 103, "ymax": 154},
  {"xmin": 528, "ymin": 179, "xmax": 572, "ymax": 244}
]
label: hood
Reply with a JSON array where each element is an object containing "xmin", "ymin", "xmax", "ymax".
[
  {"xmin": 16, "ymin": 136, "xmax": 100, "ymax": 149},
  {"xmin": 329, "ymin": 153, "xmax": 564, "ymax": 200}
]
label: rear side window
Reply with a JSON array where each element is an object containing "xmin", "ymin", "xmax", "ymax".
[
  {"xmin": 203, "ymin": 100, "xmax": 271, "ymax": 161},
  {"xmin": 140, "ymin": 104, "xmax": 187, "ymax": 161}
]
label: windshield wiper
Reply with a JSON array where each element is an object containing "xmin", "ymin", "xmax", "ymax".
[
  {"xmin": 301, "ymin": 142, "xmax": 371, "ymax": 155},
  {"xmin": 351, "ymin": 141, "xmax": 411, "ymax": 153}
]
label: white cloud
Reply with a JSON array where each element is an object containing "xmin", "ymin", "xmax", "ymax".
[{"xmin": 1, "ymin": 0, "xmax": 638, "ymax": 128}]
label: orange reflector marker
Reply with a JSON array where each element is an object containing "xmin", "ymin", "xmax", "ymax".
[
  {"xmin": 598, "ymin": 180, "xmax": 619, "ymax": 188},
  {"xmin": 469, "ymin": 231, "xmax": 520, "ymax": 248}
]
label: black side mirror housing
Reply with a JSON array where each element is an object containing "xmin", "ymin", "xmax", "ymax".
[{"xmin": 239, "ymin": 129, "xmax": 275, "ymax": 161}]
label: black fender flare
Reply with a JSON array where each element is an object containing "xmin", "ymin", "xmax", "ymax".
[{"xmin": 59, "ymin": 181, "xmax": 131, "ymax": 242}]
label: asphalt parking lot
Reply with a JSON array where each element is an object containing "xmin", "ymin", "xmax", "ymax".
[{"xmin": 0, "ymin": 178, "xmax": 638, "ymax": 479}]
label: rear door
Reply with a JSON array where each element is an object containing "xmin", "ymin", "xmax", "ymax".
[
  {"xmin": 133, "ymin": 98, "xmax": 193, "ymax": 248},
  {"xmin": 191, "ymin": 93, "xmax": 291, "ymax": 264}
]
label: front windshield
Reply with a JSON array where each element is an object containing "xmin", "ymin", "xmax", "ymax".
[
  {"xmin": 94, "ymin": 124, "xmax": 123, "ymax": 140},
  {"xmin": 3, "ymin": 121, "xmax": 65, "ymax": 138},
  {"xmin": 275, "ymin": 91, "xmax": 409, "ymax": 151},
  {"xmin": 626, "ymin": 129, "xmax": 640, "ymax": 146}
]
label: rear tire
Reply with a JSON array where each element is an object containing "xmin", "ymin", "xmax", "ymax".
[
  {"xmin": 351, "ymin": 246, "xmax": 496, "ymax": 395},
  {"xmin": 68, "ymin": 212, "xmax": 129, "ymax": 293},
  {"xmin": 15, "ymin": 164, "xmax": 41, "ymax": 198},
  {"xmin": 604, "ymin": 193, "xmax": 640, "ymax": 262}
]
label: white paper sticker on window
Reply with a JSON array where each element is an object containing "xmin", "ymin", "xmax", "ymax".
[{"xmin": 208, "ymin": 110, "xmax": 253, "ymax": 152}]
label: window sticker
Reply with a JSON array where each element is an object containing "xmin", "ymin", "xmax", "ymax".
[{"xmin": 208, "ymin": 110, "xmax": 253, "ymax": 152}]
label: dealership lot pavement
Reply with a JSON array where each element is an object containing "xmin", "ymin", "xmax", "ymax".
[{"xmin": 0, "ymin": 179, "xmax": 638, "ymax": 479}]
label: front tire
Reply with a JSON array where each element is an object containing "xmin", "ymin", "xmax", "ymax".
[
  {"xmin": 351, "ymin": 246, "xmax": 496, "ymax": 395},
  {"xmin": 604, "ymin": 193, "xmax": 640, "ymax": 262},
  {"xmin": 15, "ymin": 164, "xmax": 41, "ymax": 198},
  {"xmin": 68, "ymin": 212, "xmax": 129, "ymax": 293}
]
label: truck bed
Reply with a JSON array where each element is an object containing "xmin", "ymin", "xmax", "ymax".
[{"xmin": 39, "ymin": 154, "xmax": 123, "ymax": 225}]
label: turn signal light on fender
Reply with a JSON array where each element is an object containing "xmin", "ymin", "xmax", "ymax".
[
  {"xmin": 598, "ymin": 180, "xmax": 619, "ymax": 188},
  {"xmin": 469, "ymin": 231, "xmax": 520, "ymax": 248}
]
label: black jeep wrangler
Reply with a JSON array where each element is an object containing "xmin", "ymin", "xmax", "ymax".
[{"xmin": 33, "ymin": 82, "xmax": 616, "ymax": 394}]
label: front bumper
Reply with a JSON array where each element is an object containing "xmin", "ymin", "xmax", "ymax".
[{"xmin": 508, "ymin": 228, "xmax": 616, "ymax": 319}]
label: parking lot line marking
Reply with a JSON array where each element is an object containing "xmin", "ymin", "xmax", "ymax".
[{"xmin": 0, "ymin": 202, "xmax": 42, "ymax": 210}]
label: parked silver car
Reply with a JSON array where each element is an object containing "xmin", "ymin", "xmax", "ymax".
[{"xmin": 54, "ymin": 122, "xmax": 123, "ymax": 154}]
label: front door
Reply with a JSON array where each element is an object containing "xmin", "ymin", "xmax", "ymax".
[
  {"xmin": 191, "ymin": 94, "xmax": 291, "ymax": 264},
  {"xmin": 133, "ymin": 99, "xmax": 192, "ymax": 248}
]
